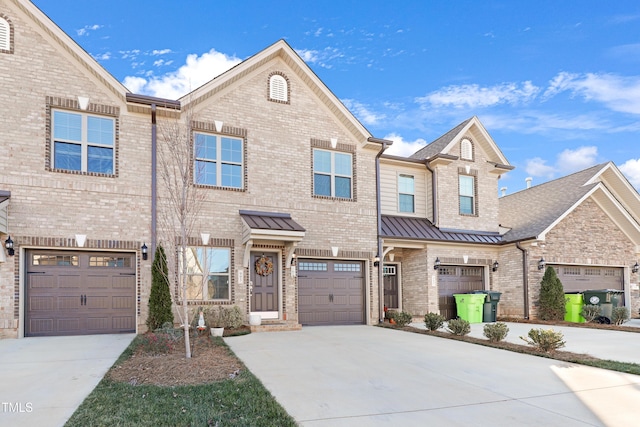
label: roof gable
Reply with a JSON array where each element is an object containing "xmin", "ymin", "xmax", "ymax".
[
  {"xmin": 11, "ymin": 0, "xmax": 128, "ymax": 103},
  {"xmin": 410, "ymin": 116, "xmax": 511, "ymax": 167},
  {"xmin": 181, "ymin": 39, "xmax": 374, "ymax": 146}
]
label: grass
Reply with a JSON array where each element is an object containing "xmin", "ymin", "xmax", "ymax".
[{"xmin": 65, "ymin": 337, "xmax": 296, "ymax": 427}]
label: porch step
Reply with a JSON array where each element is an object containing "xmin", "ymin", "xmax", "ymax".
[{"xmin": 250, "ymin": 321, "xmax": 302, "ymax": 333}]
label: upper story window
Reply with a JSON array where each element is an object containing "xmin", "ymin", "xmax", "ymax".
[
  {"xmin": 182, "ymin": 247, "xmax": 231, "ymax": 301},
  {"xmin": 460, "ymin": 138, "xmax": 473, "ymax": 160},
  {"xmin": 52, "ymin": 110, "xmax": 115, "ymax": 174},
  {"xmin": 268, "ymin": 73, "xmax": 289, "ymax": 103},
  {"xmin": 398, "ymin": 174, "xmax": 415, "ymax": 213},
  {"xmin": 194, "ymin": 132, "xmax": 243, "ymax": 189},
  {"xmin": 459, "ymin": 174, "xmax": 476, "ymax": 215},
  {"xmin": 313, "ymin": 148, "xmax": 352, "ymax": 199},
  {"xmin": 0, "ymin": 15, "xmax": 12, "ymax": 53}
]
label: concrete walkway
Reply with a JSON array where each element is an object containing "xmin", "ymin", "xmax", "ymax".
[
  {"xmin": 0, "ymin": 334, "xmax": 135, "ymax": 427},
  {"xmin": 226, "ymin": 325, "xmax": 640, "ymax": 426}
]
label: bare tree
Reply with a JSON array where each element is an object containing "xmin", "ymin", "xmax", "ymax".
[{"xmin": 156, "ymin": 103, "xmax": 207, "ymax": 358}]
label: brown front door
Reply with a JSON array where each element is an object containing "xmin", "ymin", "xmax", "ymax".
[
  {"xmin": 250, "ymin": 252, "xmax": 279, "ymax": 313},
  {"xmin": 25, "ymin": 250, "xmax": 136, "ymax": 337},
  {"xmin": 438, "ymin": 266, "xmax": 484, "ymax": 319},
  {"xmin": 383, "ymin": 264, "xmax": 399, "ymax": 309}
]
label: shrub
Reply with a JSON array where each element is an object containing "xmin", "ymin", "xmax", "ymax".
[
  {"xmin": 446, "ymin": 318, "xmax": 471, "ymax": 336},
  {"xmin": 203, "ymin": 306, "xmax": 245, "ymax": 328},
  {"xmin": 146, "ymin": 245, "xmax": 174, "ymax": 331},
  {"xmin": 520, "ymin": 328, "xmax": 565, "ymax": 352},
  {"xmin": 611, "ymin": 307, "xmax": 630, "ymax": 325},
  {"xmin": 581, "ymin": 304, "xmax": 601, "ymax": 323},
  {"xmin": 138, "ymin": 332, "xmax": 176, "ymax": 354},
  {"xmin": 393, "ymin": 311, "xmax": 413, "ymax": 327},
  {"xmin": 424, "ymin": 312, "xmax": 445, "ymax": 331},
  {"xmin": 226, "ymin": 306, "xmax": 245, "ymax": 329},
  {"xmin": 537, "ymin": 266, "xmax": 565, "ymax": 321},
  {"xmin": 483, "ymin": 322, "xmax": 509, "ymax": 342}
]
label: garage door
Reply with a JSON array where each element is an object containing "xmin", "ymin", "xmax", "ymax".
[
  {"xmin": 438, "ymin": 266, "xmax": 484, "ymax": 319},
  {"xmin": 298, "ymin": 259, "xmax": 364, "ymax": 326},
  {"xmin": 553, "ymin": 265, "xmax": 624, "ymax": 303},
  {"xmin": 25, "ymin": 250, "xmax": 136, "ymax": 337}
]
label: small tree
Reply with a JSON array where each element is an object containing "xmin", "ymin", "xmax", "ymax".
[
  {"xmin": 146, "ymin": 244, "xmax": 174, "ymax": 331},
  {"xmin": 538, "ymin": 266, "xmax": 565, "ymax": 320}
]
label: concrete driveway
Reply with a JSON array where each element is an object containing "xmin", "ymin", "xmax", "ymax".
[
  {"xmin": 0, "ymin": 334, "xmax": 135, "ymax": 427},
  {"xmin": 226, "ymin": 325, "xmax": 640, "ymax": 426}
]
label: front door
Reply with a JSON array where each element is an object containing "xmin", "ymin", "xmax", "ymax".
[
  {"xmin": 383, "ymin": 264, "xmax": 399, "ymax": 309},
  {"xmin": 250, "ymin": 252, "xmax": 279, "ymax": 319}
]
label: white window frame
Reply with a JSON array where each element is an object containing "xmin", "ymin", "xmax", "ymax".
[
  {"xmin": 51, "ymin": 109, "xmax": 115, "ymax": 174},
  {"xmin": 194, "ymin": 132, "xmax": 244, "ymax": 189},
  {"xmin": 461, "ymin": 138, "xmax": 473, "ymax": 160},
  {"xmin": 398, "ymin": 174, "xmax": 415, "ymax": 213},
  {"xmin": 269, "ymin": 74, "xmax": 288, "ymax": 102},
  {"xmin": 0, "ymin": 17, "xmax": 10, "ymax": 51},
  {"xmin": 182, "ymin": 246, "xmax": 232, "ymax": 301},
  {"xmin": 313, "ymin": 148, "xmax": 353, "ymax": 199},
  {"xmin": 459, "ymin": 174, "xmax": 475, "ymax": 215}
]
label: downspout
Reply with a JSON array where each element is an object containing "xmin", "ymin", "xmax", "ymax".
[
  {"xmin": 151, "ymin": 104, "xmax": 157, "ymax": 256},
  {"xmin": 373, "ymin": 138, "xmax": 390, "ymax": 323},
  {"xmin": 425, "ymin": 161, "xmax": 438, "ymax": 226},
  {"xmin": 516, "ymin": 242, "xmax": 530, "ymax": 319}
]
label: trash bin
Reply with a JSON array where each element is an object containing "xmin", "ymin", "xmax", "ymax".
[
  {"xmin": 471, "ymin": 290, "xmax": 502, "ymax": 322},
  {"xmin": 453, "ymin": 293, "xmax": 485, "ymax": 323},
  {"xmin": 609, "ymin": 290, "xmax": 624, "ymax": 308},
  {"xmin": 564, "ymin": 292, "xmax": 585, "ymax": 323},
  {"xmin": 583, "ymin": 289, "xmax": 617, "ymax": 323}
]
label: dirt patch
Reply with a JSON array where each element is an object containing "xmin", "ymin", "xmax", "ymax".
[
  {"xmin": 107, "ymin": 334, "xmax": 245, "ymax": 387},
  {"xmin": 497, "ymin": 317, "xmax": 640, "ymax": 333}
]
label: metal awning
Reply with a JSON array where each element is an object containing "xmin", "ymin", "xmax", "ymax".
[{"xmin": 381, "ymin": 215, "xmax": 502, "ymax": 245}]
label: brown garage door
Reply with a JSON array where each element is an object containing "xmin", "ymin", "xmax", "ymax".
[
  {"xmin": 553, "ymin": 265, "xmax": 624, "ymax": 304},
  {"xmin": 25, "ymin": 250, "xmax": 136, "ymax": 337},
  {"xmin": 438, "ymin": 266, "xmax": 484, "ymax": 319},
  {"xmin": 298, "ymin": 259, "xmax": 364, "ymax": 326}
]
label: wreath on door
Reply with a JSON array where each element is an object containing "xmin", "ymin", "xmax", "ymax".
[{"xmin": 255, "ymin": 255, "xmax": 274, "ymax": 276}]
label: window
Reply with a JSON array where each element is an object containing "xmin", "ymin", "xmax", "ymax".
[
  {"xmin": 298, "ymin": 261, "xmax": 328, "ymax": 271},
  {"xmin": 0, "ymin": 15, "xmax": 11, "ymax": 53},
  {"xmin": 269, "ymin": 74, "xmax": 288, "ymax": 102},
  {"xmin": 32, "ymin": 254, "xmax": 78, "ymax": 266},
  {"xmin": 52, "ymin": 110, "xmax": 115, "ymax": 174},
  {"xmin": 459, "ymin": 175, "xmax": 475, "ymax": 215},
  {"xmin": 460, "ymin": 138, "xmax": 473, "ymax": 160},
  {"xmin": 182, "ymin": 247, "xmax": 231, "ymax": 300},
  {"xmin": 194, "ymin": 132, "xmax": 243, "ymax": 188},
  {"xmin": 89, "ymin": 256, "xmax": 132, "ymax": 268},
  {"xmin": 398, "ymin": 174, "xmax": 415, "ymax": 213},
  {"xmin": 313, "ymin": 149, "xmax": 352, "ymax": 198}
]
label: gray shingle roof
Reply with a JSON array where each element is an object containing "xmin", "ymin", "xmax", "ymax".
[
  {"xmin": 410, "ymin": 118, "xmax": 472, "ymax": 160},
  {"xmin": 382, "ymin": 215, "xmax": 503, "ymax": 244},
  {"xmin": 499, "ymin": 163, "xmax": 607, "ymax": 242}
]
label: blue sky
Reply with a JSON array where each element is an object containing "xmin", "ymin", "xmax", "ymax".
[{"xmin": 33, "ymin": 0, "xmax": 640, "ymax": 193}]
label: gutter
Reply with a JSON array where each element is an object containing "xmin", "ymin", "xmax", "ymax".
[
  {"xmin": 370, "ymin": 137, "xmax": 392, "ymax": 323},
  {"xmin": 151, "ymin": 104, "xmax": 157, "ymax": 256},
  {"xmin": 425, "ymin": 161, "xmax": 438, "ymax": 226},
  {"xmin": 516, "ymin": 242, "xmax": 530, "ymax": 319}
]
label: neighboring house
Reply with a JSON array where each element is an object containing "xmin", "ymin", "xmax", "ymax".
[
  {"xmin": 0, "ymin": 0, "xmax": 386, "ymax": 338},
  {"xmin": 1, "ymin": 0, "xmax": 638, "ymax": 339},
  {"xmin": 379, "ymin": 117, "xmax": 640, "ymax": 320}
]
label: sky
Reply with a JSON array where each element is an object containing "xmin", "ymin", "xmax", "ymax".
[{"xmin": 32, "ymin": 0, "xmax": 640, "ymax": 194}]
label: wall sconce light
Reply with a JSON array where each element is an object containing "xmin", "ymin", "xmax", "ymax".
[
  {"xmin": 291, "ymin": 253, "xmax": 297, "ymax": 265},
  {"xmin": 538, "ymin": 257, "xmax": 546, "ymax": 270},
  {"xmin": 434, "ymin": 257, "xmax": 441, "ymax": 270},
  {"xmin": 492, "ymin": 261, "xmax": 499, "ymax": 272},
  {"xmin": 373, "ymin": 254, "xmax": 380, "ymax": 267},
  {"xmin": 5, "ymin": 236, "xmax": 14, "ymax": 256},
  {"xmin": 632, "ymin": 262, "xmax": 639, "ymax": 274},
  {"xmin": 141, "ymin": 243, "xmax": 148, "ymax": 260}
]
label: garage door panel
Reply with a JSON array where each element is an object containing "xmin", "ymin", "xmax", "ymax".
[
  {"xmin": 554, "ymin": 265, "xmax": 624, "ymax": 305},
  {"xmin": 26, "ymin": 250, "xmax": 136, "ymax": 337},
  {"xmin": 438, "ymin": 266, "xmax": 484, "ymax": 320}
]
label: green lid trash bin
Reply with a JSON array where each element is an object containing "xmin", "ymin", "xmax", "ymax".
[
  {"xmin": 471, "ymin": 290, "xmax": 502, "ymax": 322},
  {"xmin": 564, "ymin": 292, "xmax": 585, "ymax": 323},
  {"xmin": 453, "ymin": 293, "xmax": 485, "ymax": 323}
]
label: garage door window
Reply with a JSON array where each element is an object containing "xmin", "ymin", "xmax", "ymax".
[
  {"xmin": 182, "ymin": 247, "xmax": 231, "ymax": 300},
  {"xmin": 89, "ymin": 255, "xmax": 132, "ymax": 267},
  {"xmin": 32, "ymin": 254, "xmax": 78, "ymax": 266},
  {"xmin": 334, "ymin": 263, "xmax": 361, "ymax": 272},
  {"xmin": 299, "ymin": 261, "xmax": 328, "ymax": 271}
]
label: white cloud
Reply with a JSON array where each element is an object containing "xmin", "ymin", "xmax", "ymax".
[
  {"xmin": 341, "ymin": 99, "xmax": 385, "ymax": 126},
  {"xmin": 543, "ymin": 72, "xmax": 640, "ymax": 115},
  {"xmin": 382, "ymin": 133, "xmax": 427, "ymax": 157},
  {"xmin": 76, "ymin": 24, "xmax": 102, "ymax": 36},
  {"xmin": 151, "ymin": 49, "xmax": 172, "ymax": 56},
  {"xmin": 296, "ymin": 49, "xmax": 319, "ymax": 63},
  {"xmin": 619, "ymin": 158, "xmax": 640, "ymax": 190},
  {"xmin": 525, "ymin": 146, "xmax": 598, "ymax": 179},
  {"xmin": 122, "ymin": 48, "xmax": 241, "ymax": 99},
  {"xmin": 418, "ymin": 81, "xmax": 540, "ymax": 109},
  {"xmin": 93, "ymin": 52, "xmax": 111, "ymax": 61}
]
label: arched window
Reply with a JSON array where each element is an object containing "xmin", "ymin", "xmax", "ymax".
[
  {"xmin": 0, "ymin": 17, "xmax": 11, "ymax": 52},
  {"xmin": 460, "ymin": 138, "xmax": 473, "ymax": 160},
  {"xmin": 269, "ymin": 74, "xmax": 288, "ymax": 102}
]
